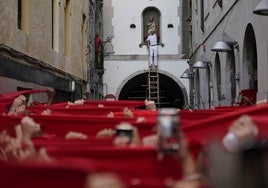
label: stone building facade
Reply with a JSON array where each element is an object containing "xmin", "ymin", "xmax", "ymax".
[
  {"xmin": 102, "ymin": 0, "xmax": 189, "ymax": 108},
  {"xmin": 184, "ymin": 0, "xmax": 268, "ymax": 109},
  {"xmin": 0, "ymin": 0, "xmax": 102, "ymax": 101}
]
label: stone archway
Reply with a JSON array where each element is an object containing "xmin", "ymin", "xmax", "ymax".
[
  {"xmin": 242, "ymin": 24, "xmax": 257, "ymax": 89},
  {"xmin": 214, "ymin": 53, "xmax": 221, "ymax": 102},
  {"xmin": 117, "ymin": 71, "xmax": 188, "ymax": 109},
  {"xmin": 194, "ymin": 69, "xmax": 201, "ymax": 109},
  {"xmin": 226, "ymin": 50, "xmax": 236, "ymax": 105}
]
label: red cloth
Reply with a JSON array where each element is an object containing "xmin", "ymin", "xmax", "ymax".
[
  {"xmin": 235, "ymin": 88, "xmax": 257, "ymax": 106},
  {"xmin": 183, "ymin": 103, "xmax": 268, "ymax": 145},
  {"xmin": 0, "ymin": 89, "xmax": 48, "ymax": 113},
  {"xmin": 27, "ymin": 100, "xmax": 146, "ymax": 115},
  {"xmin": 0, "ymin": 159, "xmax": 89, "ymax": 188},
  {"xmin": 3, "ymin": 91, "xmax": 268, "ymax": 187}
]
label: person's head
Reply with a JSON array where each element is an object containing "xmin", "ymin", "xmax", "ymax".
[
  {"xmin": 95, "ymin": 32, "xmax": 99, "ymax": 38},
  {"xmin": 172, "ymin": 98, "xmax": 184, "ymax": 109},
  {"xmin": 222, "ymin": 115, "xmax": 258, "ymax": 152},
  {"xmin": 113, "ymin": 123, "xmax": 134, "ymax": 147}
]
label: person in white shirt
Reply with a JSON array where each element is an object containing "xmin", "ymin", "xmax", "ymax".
[{"xmin": 146, "ymin": 30, "xmax": 158, "ymax": 68}]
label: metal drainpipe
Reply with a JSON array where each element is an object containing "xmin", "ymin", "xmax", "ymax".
[{"xmin": 88, "ymin": 0, "xmax": 96, "ymax": 99}]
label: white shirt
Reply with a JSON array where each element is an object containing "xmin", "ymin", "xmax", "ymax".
[{"xmin": 146, "ymin": 34, "xmax": 157, "ymax": 46}]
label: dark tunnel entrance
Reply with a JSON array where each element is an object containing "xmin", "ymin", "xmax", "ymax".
[{"xmin": 118, "ymin": 72, "xmax": 186, "ymax": 108}]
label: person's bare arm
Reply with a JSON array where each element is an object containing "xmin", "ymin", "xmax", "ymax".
[{"xmin": 47, "ymin": 88, "xmax": 55, "ymax": 105}]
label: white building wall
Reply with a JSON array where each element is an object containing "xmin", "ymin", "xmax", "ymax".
[
  {"xmin": 103, "ymin": 0, "xmax": 190, "ymax": 104},
  {"xmin": 103, "ymin": 60, "xmax": 189, "ymax": 98},
  {"xmin": 111, "ymin": 0, "xmax": 181, "ymax": 55}
]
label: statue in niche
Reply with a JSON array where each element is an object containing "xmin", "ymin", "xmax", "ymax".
[
  {"xmin": 142, "ymin": 10, "xmax": 160, "ymax": 44},
  {"xmin": 147, "ymin": 17, "xmax": 157, "ymax": 36}
]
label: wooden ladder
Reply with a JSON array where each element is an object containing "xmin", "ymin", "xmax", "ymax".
[{"xmin": 147, "ymin": 68, "xmax": 160, "ymax": 108}]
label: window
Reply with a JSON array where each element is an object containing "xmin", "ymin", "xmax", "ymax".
[
  {"xmin": 52, "ymin": 0, "xmax": 54, "ymax": 49},
  {"xmin": 18, "ymin": 0, "xmax": 22, "ymax": 29},
  {"xmin": 82, "ymin": 14, "xmax": 87, "ymax": 66},
  {"xmin": 215, "ymin": 53, "xmax": 221, "ymax": 100},
  {"xmin": 52, "ymin": 0, "xmax": 60, "ymax": 51},
  {"xmin": 64, "ymin": 0, "xmax": 71, "ymax": 57},
  {"xmin": 17, "ymin": 0, "xmax": 29, "ymax": 33},
  {"xmin": 226, "ymin": 52, "xmax": 236, "ymax": 104},
  {"xmin": 200, "ymin": 0, "xmax": 204, "ymax": 32},
  {"xmin": 167, "ymin": 24, "xmax": 174, "ymax": 28}
]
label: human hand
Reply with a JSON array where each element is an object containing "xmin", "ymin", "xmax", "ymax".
[
  {"xmin": 113, "ymin": 136, "xmax": 132, "ymax": 147},
  {"xmin": 21, "ymin": 116, "xmax": 41, "ymax": 141},
  {"xmin": 223, "ymin": 115, "xmax": 258, "ymax": 152},
  {"xmin": 145, "ymin": 100, "xmax": 156, "ymax": 111},
  {"xmin": 8, "ymin": 95, "xmax": 27, "ymax": 115},
  {"xmin": 106, "ymin": 111, "xmax": 115, "ymax": 117},
  {"xmin": 47, "ymin": 88, "xmax": 55, "ymax": 105},
  {"xmin": 173, "ymin": 132, "xmax": 190, "ymax": 162},
  {"xmin": 96, "ymin": 128, "xmax": 116, "ymax": 138},
  {"xmin": 65, "ymin": 131, "xmax": 88, "ymax": 140},
  {"xmin": 229, "ymin": 115, "xmax": 257, "ymax": 140},
  {"xmin": 41, "ymin": 109, "xmax": 52, "ymax": 115},
  {"xmin": 142, "ymin": 134, "xmax": 158, "ymax": 147},
  {"xmin": 113, "ymin": 123, "xmax": 141, "ymax": 147},
  {"xmin": 123, "ymin": 107, "xmax": 134, "ymax": 118}
]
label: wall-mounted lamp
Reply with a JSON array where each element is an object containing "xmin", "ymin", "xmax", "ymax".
[
  {"xmin": 211, "ymin": 33, "xmax": 238, "ymax": 52},
  {"xmin": 253, "ymin": 0, "xmax": 268, "ymax": 15},
  {"xmin": 211, "ymin": 41, "xmax": 232, "ymax": 52},
  {"xmin": 130, "ymin": 24, "xmax": 136, "ymax": 28},
  {"xmin": 180, "ymin": 69, "xmax": 194, "ymax": 79},
  {"xmin": 193, "ymin": 60, "xmax": 211, "ymax": 68},
  {"xmin": 193, "ymin": 59, "xmax": 212, "ymax": 109}
]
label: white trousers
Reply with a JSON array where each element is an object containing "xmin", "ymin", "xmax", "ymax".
[{"xmin": 149, "ymin": 46, "xmax": 158, "ymax": 67}]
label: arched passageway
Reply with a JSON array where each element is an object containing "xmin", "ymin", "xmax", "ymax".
[
  {"xmin": 242, "ymin": 24, "xmax": 258, "ymax": 89},
  {"xmin": 226, "ymin": 50, "xmax": 236, "ymax": 105},
  {"xmin": 118, "ymin": 73, "xmax": 186, "ymax": 108}
]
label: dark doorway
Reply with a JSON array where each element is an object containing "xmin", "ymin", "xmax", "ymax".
[{"xmin": 118, "ymin": 73, "xmax": 185, "ymax": 109}]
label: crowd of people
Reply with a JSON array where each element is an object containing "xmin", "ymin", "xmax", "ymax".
[{"xmin": 0, "ymin": 88, "xmax": 268, "ymax": 187}]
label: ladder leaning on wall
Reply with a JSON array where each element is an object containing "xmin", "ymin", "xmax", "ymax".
[{"xmin": 147, "ymin": 67, "xmax": 160, "ymax": 108}]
